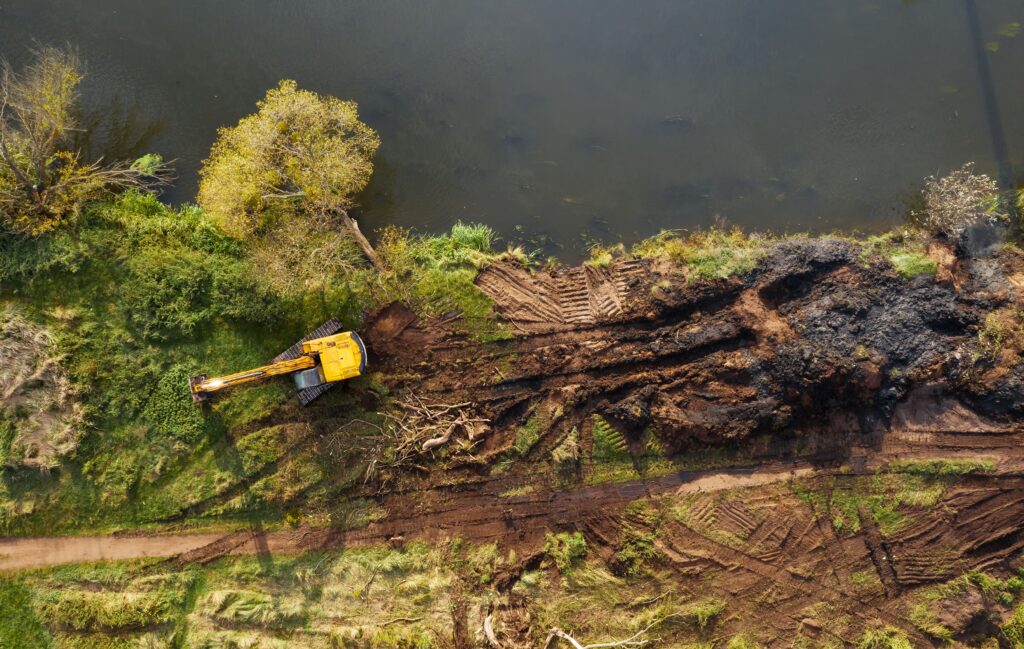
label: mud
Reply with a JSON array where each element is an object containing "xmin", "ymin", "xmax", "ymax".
[
  {"xmin": 367, "ymin": 237, "xmax": 1024, "ymax": 468},
  {"xmin": 7, "ymin": 235, "xmax": 1024, "ymax": 645}
]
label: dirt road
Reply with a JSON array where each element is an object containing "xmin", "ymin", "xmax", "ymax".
[{"xmin": 0, "ymin": 462, "xmax": 819, "ymax": 572}]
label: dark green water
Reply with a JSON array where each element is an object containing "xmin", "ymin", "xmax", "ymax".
[{"xmin": 2, "ymin": 0, "xmax": 1023, "ymax": 257}]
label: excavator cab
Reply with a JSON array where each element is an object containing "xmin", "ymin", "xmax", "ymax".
[{"xmin": 189, "ymin": 319, "xmax": 366, "ymax": 405}]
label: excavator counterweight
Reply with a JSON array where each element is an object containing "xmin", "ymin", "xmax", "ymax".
[{"xmin": 189, "ymin": 321, "xmax": 366, "ymax": 405}]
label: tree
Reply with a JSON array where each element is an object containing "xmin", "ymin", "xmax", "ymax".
[
  {"xmin": 198, "ymin": 79, "xmax": 381, "ymax": 267},
  {"xmin": 0, "ymin": 46, "xmax": 164, "ymax": 236}
]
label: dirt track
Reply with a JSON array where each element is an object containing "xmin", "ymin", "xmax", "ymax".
[
  {"xmin": 0, "ymin": 462, "xmax": 819, "ymax": 571},
  {"xmin": 7, "ymin": 237, "xmax": 1024, "ymax": 644}
]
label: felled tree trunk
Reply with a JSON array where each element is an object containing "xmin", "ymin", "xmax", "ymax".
[{"xmin": 340, "ymin": 211, "xmax": 382, "ymax": 271}]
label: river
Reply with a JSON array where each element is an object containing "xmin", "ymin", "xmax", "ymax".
[{"xmin": 1, "ymin": 0, "xmax": 1022, "ymax": 258}]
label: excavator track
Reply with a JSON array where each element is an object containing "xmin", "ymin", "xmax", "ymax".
[{"xmin": 272, "ymin": 318, "xmax": 346, "ymax": 405}]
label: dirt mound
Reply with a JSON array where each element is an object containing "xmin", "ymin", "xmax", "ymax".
[{"xmin": 0, "ymin": 307, "xmax": 84, "ymax": 469}]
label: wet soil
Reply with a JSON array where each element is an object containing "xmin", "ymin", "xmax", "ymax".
[{"xmin": 6, "ymin": 235, "xmax": 1024, "ymax": 645}]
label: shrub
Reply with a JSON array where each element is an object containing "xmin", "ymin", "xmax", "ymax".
[
  {"xmin": 121, "ymin": 248, "xmax": 278, "ymax": 340},
  {"xmin": 917, "ymin": 163, "xmax": 1003, "ymax": 237},
  {"xmin": 0, "ymin": 47, "xmax": 166, "ymax": 237},
  {"xmin": 142, "ymin": 364, "xmax": 206, "ymax": 444}
]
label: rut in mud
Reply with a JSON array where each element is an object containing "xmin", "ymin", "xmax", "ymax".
[
  {"xmin": 367, "ymin": 236, "xmax": 1024, "ymax": 474},
  {"xmin": 8, "ymin": 235, "xmax": 1024, "ymax": 646}
]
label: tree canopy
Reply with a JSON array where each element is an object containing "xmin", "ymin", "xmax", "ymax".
[
  {"xmin": 0, "ymin": 46, "xmax": 163, "ymax": 236},
  {"xmin": 198, "ymin": 80, "xmax": 380, "ymax": 241}
]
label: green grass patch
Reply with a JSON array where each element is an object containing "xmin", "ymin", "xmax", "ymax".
[
  {"xmin": 857, "ymin": 626, "xmax": 912, "ymax": 649},
  {"xmin": 0, "ymin": 578, "xmax": 51, "ymax": 648},
  {"xmin": 1004, "ymin": 601, "xmax": 1024, "ymax": 648},
  {"xmin": 679, "ymin": 596, "xmax": 726, "ymax": 631},
  {"xmin": 615, "ymin": 525, "xmax": 660, "ymax": 577},
  {"xmin": 792, "ymin": 468, "xmax": 970, "ymax": 537},
  {"xmin": 543, "ymin": 532, "xmax": 588, "ymax": 573},
  {"xmin": 632, "ymin": 228, "xmax": 765, "ymax": 280},
  {"xmin": 371, "ymin": 223, "xmax": 514, "ymax": 342},
  {"xmin": 859, "ymin": 232, "xmax": 936, "ymax": 279},
  {"xmin": 887, "ymin": 458, "xmax": 995, "ymax": 477}
]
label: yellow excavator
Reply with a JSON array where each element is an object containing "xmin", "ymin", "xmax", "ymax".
[{"xmin": 189, "ymin": 319, "xmax": 366, "ymax": 405}]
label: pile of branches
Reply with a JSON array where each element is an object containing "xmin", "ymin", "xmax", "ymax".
[{"xmin": 380, "ymin": 391, "xmax": 489, "ymax": 468}]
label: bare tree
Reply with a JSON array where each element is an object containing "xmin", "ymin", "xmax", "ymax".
[{"xmin": 0, "ymin": 45, "xmax": 167, "ymax": 236}]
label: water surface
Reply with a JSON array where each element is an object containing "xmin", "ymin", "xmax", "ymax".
[{"xmin": 2, "ymin": 0, "xmax": 1022, "ymax": 257}]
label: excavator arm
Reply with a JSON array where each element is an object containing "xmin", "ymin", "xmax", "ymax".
[
  {"xmin": 189, "ymin": 356, "xmax": 316, "ymax": 399},
  {"xmin": 188, "ymin": 328, "xmax": 367, "ymax": 404}
]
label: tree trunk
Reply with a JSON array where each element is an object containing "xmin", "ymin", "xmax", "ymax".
[{"xmin": 339, "ymin": 212, "xmax": 382, "ymax": 271}]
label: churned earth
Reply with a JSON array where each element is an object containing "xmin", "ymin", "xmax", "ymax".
[{"xmin": 4, "ymin": 232, "xmax": 1024, "ymax": 647}]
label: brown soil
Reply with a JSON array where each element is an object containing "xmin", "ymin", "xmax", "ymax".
[{"xmin": 7, "ymin": 236, "xmax": 1024, "ymax": 645}]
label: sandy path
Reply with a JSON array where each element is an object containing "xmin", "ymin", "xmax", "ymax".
[
  {"xmin": 0, "ymin": 533, "xmax": 229, "ymax": 571},
  {"xmin": 0, "ymin": 463, "xmax": 820, "ymax": 573}
]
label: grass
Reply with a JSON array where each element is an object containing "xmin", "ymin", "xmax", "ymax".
[
  {"xmin": 792, "ymin": 464, "xmax": 978, "ymax": 537},
  {"xmin": 679, "ymin": 597, "xmax": 726, "ymax": 631},
  {"xmin": 0, "ymin": 191, "xmax": 512, "ymax": 536},
  {"xmin": 370, "ymin": 223, "xmax": 514, "ymax": 342},
  {"xmin": 631, "ymin": 228, "xmax": 765, "ymax": 280},
  {"xmin": 0, "ymin": 578, "xmax": 51, "ymax": 648},
  {"xmin": 1004, "ymin": 602, "xmax": 1024, "ymax": 647},
  {"xmin": 726, "ymin": 634, "xmax": 763, "ymax": 649},
  {"xmin": 908, "ymin": 602, "xmax": 953, "ymax": 642},
  {"xmin": 543, "ymin": 531, "xmax": 588, "ymax": 573},
  {"xmin": 857, "ymin": 626, "xmax": 912, "ymax": 649},
  {"xmin": 886, "ymin": 458, "xmax": 995, "ymax": 477},
  {"xmin": 858, "ymin": 232, "xmax": 936, "ymax": 279},
  {"xmin": 850, "ymin": 570, "xmax": 885, "ymax": 598},
  {"xmin": 615, "ymin": 525, "xmax": 660, "ymax": 577}
]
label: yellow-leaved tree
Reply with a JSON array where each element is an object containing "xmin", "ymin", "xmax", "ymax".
[{"xmin": 198, "ymin": 80, "xmax": 381, "ymax": 267}]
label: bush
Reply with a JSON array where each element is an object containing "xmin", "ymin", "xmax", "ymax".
[
  {"xmin": 917, "ymin": 163, "xmax": 1003, "ymax": 237},
  {"xmin": 142, "ymin": 364, "xmax": 206, "ymax": 444},
  {"xmin": 121, "ymin": 246, "xmax": 278, "ymax": 340}
]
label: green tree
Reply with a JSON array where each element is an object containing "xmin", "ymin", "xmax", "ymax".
[
  {"xmin": 0, "ymin": 46, "xmax": 165, "ymax": 236},
  {"xmin": 198, "ymin": 79, "xmax": 381, "ymax": 267}
]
